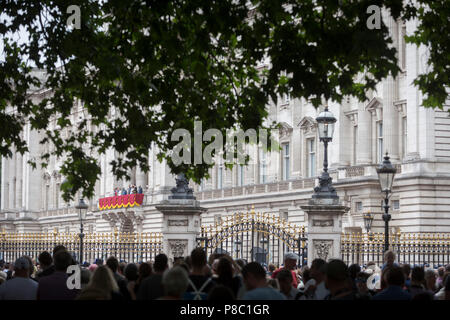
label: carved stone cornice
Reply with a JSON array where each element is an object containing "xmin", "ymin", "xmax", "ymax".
[
  {"xmin": 394, "ymin": 99, "xmax": 407, "ymax": 117},
  {"xmin": 365, "ymin": 97, "xmax": 383, "ymax": 121},
  {"xmin": 344, "ymin": 110, "xmax": 358, "ymax": 126}
]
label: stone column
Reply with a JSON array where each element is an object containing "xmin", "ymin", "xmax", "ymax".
[
  {"xmin": 155, "ymin": 174, "xmax": 206, "ymax": 265},
  {"xmin": 357, "ymin": 103, "xmax": 372, "ymax": 165},
  {"xmin": 15, "ymin": 153, "xmax": 22, "ymax": 209},
  {"xmin": 301, "ymin": 198, "xmax": 350, "ymax": 266},
  {"xmin": 135, "ymin": 165, "xmax": 147, "ymax": 190},
  {"xmin": 382, "ymin": 11, "xmax": 399, "ymax": 161},
  {"xmin": 9, "ymin": 152, "xmax": 16, "ymax": 209}
]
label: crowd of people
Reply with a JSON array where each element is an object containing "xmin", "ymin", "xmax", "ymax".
[
  {"xmin": 113, "ymin": 185, "xmax": 144, "ymax": 196},
  {"xmin": 0, "ymin": 247, "xmax": 449, "ymax": 300}
]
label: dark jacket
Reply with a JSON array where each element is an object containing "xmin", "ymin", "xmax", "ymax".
[
  {"xmin": 372, "ymin": 285, "xmax": 412, "ymax": 300},
  {"xmin": 137, "ymin": 274, "xmax": 164, "ymax": 300},
  {"xmin": 37, "ymin": 271, "xmax": 79, "ymax": 300}
]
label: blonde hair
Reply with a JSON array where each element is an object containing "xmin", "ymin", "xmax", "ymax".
[{"xmin": 84, "ymin": 265, "xmax": 119, "ymax": 296}]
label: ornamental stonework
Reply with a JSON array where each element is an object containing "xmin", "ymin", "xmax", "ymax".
[
  {"xmin": 312, "ymin": 219, "xmax": 334, "ymax": 227},
  {"xmin": 313, "ymin": 240, "xmax": 333, "ymax": 261},
  {"xmin": 168, "ymin": 219, "xmax": 189, "ymax": 227},
  {"xmin": 168, "ymin": 239, "xmax": 188, "ymax": 258}
]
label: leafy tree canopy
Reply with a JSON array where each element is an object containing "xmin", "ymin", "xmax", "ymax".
[{"xmin": 0, "ymin": 0, "xmax": 448, "ymax": 201}]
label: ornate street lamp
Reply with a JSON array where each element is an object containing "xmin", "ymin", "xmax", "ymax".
[
  {"xmin": 363, "ymin": 211, "xmax": 374, "ymax": 233},
  {"xmin": 75, "ymin": 198, "xmax": 88, "ymax": 265},
  {"xmin": 363, "ymin": 211, "xmax": 374, "ymax": 240},
  {"xmin": 312, "ymin": 105, "xmax": 338, "ymax": 199},
  {"xmin": 376, "ymin": 153, "xmax": 397, "ymax": 252}
]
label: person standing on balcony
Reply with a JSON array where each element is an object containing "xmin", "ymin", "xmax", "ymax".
[{"xmin": 138, "ymin": 185, "xmax": 143, "ymax": 194}]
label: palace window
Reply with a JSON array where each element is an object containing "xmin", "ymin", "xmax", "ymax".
[
  {"xmin": 356, "ymin": 201, "xmax": 363, "ymax": 212},
  {"xmin": 393, "ymin": 200, "xmax": 400, "ymax": 210},
  {"xmin": 282, "ymin": 143, "xmax": 290, "ymax": 180},
  {"xmin": 237, "ymin": 165, "xmax": 244, "ymax": 187},
  {"xmin": 377, "ymin": 122, "xmax": 384, "ymax": 163},
  {"xmin": 307, "ymin": 139, "xmax": 316, "ymax": 178},
  {"xmin": 217, "ymin": 165, "xmax": 223, "ymax": 189}
]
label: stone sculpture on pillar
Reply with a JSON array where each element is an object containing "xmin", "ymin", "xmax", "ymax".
[{"xmin": 156, "ymin": 173, "xmax": 206, "ymax": 265}]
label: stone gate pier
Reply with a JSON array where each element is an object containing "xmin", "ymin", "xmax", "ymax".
[
  {"xmin": 155, "ymin": 174, "xmax": 206, "ymax": 265},
  {"xmin": 301, "ymin": 197, "xmax": 349, "ymax": 265}
]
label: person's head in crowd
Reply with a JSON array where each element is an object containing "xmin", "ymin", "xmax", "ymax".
[
  {"xmin": 217, "ymin": 257, "xmax": 233, "ymax": 283},
  {"xmin": 385, "ymin": 266, "xmax": 405, "ymax": 287},
  {"xmin": 267, "ymin": 278, "xmax": 280, "ymax": 290},
  {"xmin": 242, "ymin": 262, "xmax": 267, "ymax": 291},
  {"xmin": 80, "ymin": 268, "xmax": 91, "ymax": 289},
  {"xmin": 411, "ymin": 266, "xmax": 425, "ymax": 286},
  {"xmin": 325, "ymin": 259, "xmax": 350, "ymax": 296},
  {"xmin": 53, "ymin": 245, "xmax": 67, "ymax": 256},
  {"xmin": 302, "ymin": 268, "xmax": 312, "ymax": 283},
  {"xmin": 124, "ymin": 263, "xmax": 138, "ymax": 282},
  {"xmin": 276, "ymin": 269, "xmax": 293, "ymax": 296},
  {"xmin": 106, "ymin": 256, "xmax": 119, "ymax": 274},
  {"xmin": 235, "ymin": 259, "xmax": 246, "ymax": 271},
  {"xmin": 13, "ymin": 257, "xmax": 31, "ymax": 278},
  {"xmin": 348, "ymin": 264, "xmax": 361, "ymax": 280},
  {"xmin": 118, "ymin": 261, "xmax": 127, "ymax": 275},
  {"xmin": 161, "ymin": 266, "xmax": 189, "ymax": 300},
  {"xmin": 437, "ymin": 267, "xmax": 445, "ymax": 279},
  {"xmin": 89, "ymin": 264, "xmax": 98, "ymax": 272},
  {"xmin": 138, "ymin": 262, "xmax": 152, "ymax": 282},
  {"xmin": 153, "ymin": 254, "xmax": 169, "ymax": 274},
  {"xmin": 268, "ymin": 264, "xmax": 276, "ymax": 273},
  {"xmin": 355, "ymin": 272, "xmax": 370, "ymax": 294},
  {"xmin": 445, "ymin": 264, "xmax": 450, "ymax": 273},
  {"xmin": 310, "ymin": 258, "xmax": 327, "ymax": 283},
  {"xmin": 22, "ymin": 256, "xmax": 34, "ymax": 277},
  {"xmin": 384, "ymin": 251, "xmax": 396, "ymax": 266},
  {"xmin": 424, "ymin": 269, "xmax": 436, "ymax": 291},
  {"xmin": 190, "ymin": 248, "xmax": 207, "ymax": 273},
  {"xmin": 283, "ymin": 252, "xmax": 299, "ymax": 271},
  {"xmin": 402, "ymin": 263, "xmax": 411, "ymax": 280},
  {"xmin": 79, "ymin": 265, "xmax": 119, "ymax": 300},
  {"xmin": 38, "ymin": 251, "xmax": 53, "ymax": 270},
  {"xmin": 94, "ymin": 258, "xmax": 104, "ymax": 266},
  {"xmin": 208, "ymin": 285, "xmax": 235, "ymax": 301},
  {"xmin": 211, "ymin": 259, "xmax": 220, "ymax": 276},
  {"xmin": 54, "ymin": 250, "xmax": 73, "ymax": 272}
]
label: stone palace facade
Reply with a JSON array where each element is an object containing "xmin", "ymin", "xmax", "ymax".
[{"xmin": 1, "ymin": 13, "xmax": 450, "ymax": 237}]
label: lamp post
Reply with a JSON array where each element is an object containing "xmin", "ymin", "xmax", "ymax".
[
  {"xmin": 75, "ymin": 198, "xmax": 88, "ymax": 265},
  {"xmin": 312, "ymin": 105, "xmax": 338, "ymax": 199},
  {"xmin": 363, "ymin": 211, "xmax": 374, "ymax": 240},
  {"xmin": 376, "ymin": 153, "xmax": 397, "ymax": 253}
]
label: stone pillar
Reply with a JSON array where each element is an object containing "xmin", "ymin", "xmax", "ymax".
[
  {"xmin": 382, "ymin": 11, "xmax": 399, "ymax": 161},
  {"xmin": 9, "ymin": 152, "xmax": 16, "ymax": 209},
  {"xmin": 135, "ymin": 165, "xmax": 147, "ymax": 190},
  {"xmin": 155, "ymin": 174, "xmax": 206, "ymax": 265},
  {"xmin": 15, "ymin": 153, "xmax": 22, "ymax": 209},
  {"xmin": 357, "ymin": 103, "xmax": 372, "ymax": 165},
  {"xmin": 301, "ymin": 198, "xmax": 350, "ymax": 266}
]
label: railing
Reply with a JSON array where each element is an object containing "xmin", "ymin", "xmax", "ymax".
[
  {"xmin": 341, "ymin": 232, "xmax": 450, "ymax": 267},
  {"xmin": 0, "ymin": 229, "xmax": 163, "ymax": 264},
  {"xmin": 197, "ymin": 209, "xmax": 308, "ymax": 267}
]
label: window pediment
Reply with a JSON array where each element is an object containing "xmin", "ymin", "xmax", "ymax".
[
  {"xmin": 298, "ymin": 116, "xmax": 317, "ymax": 135},
  {"xmin": 365, "ymin": 97, "xmax": 383, "ymax": 121}
]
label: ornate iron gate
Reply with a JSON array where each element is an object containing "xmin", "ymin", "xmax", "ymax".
[{"xmin": 197, "ymin": 209, "xmax": 307, "ymax": 267}]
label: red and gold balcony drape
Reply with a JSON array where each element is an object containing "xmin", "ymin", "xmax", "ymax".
[{"xmin": 98, "ymin": 194, "xmax": 144, "ymax": 211}]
